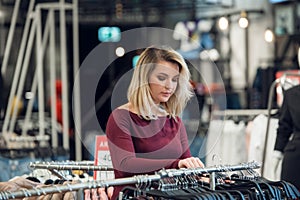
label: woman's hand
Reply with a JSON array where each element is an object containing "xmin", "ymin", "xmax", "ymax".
[
  {"xmin": 84, "ymin": 186, "xmax": 114, "ymax": 200},
  {"xmin": 0, "ymin": 176, "xmax": 41, "ymax": 192},
  {"xmin": 178, "ymin": 157, "xmax": 204, "ymax": 169}
]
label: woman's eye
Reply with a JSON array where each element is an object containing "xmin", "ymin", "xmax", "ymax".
[
  {"xmin": 157, "ymin": 76, "xmax": 166, "ymax": 81},
  {"xmin": 172, "ymin": 77, "xmax": 179, "ymax": 82}
]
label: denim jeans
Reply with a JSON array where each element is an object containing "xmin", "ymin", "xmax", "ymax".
[{"xmin": 0, "ymin": 155, "xmax": 51, "ymax": 181}]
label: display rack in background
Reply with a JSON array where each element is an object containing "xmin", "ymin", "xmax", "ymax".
[
  {"xmin": 29, "ymin": 160, "xmax": 114, "ymax": 182},
  {"xmin": 0, "ymin": 0, "xmax": 81, "ymax": 173},
  {"xmin": 206, "ymin": 109, "xmax": 276, "ymax": 167}
]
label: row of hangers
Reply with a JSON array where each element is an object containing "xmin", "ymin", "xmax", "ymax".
[
  {"xmin": 29, "ymin": 160, "xmax": 114, "ymax": 171},
  {"xmin": 28, "ymin": 160, "xmax": 114, "ymax": 184},
  {"xmin": 121, "ymin": 168, "xmax": 300, "ymax": 200},
  {"xmin": 1, "ymin": 161, "xmax": 299, "ymax": 200},
  {"xmin": 0, "ymin": 162, "xmax": 260, "ymax": 200}
]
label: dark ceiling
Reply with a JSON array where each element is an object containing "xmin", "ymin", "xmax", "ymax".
[{"xmin": 0, "ymin": 0, "xmax": 234, "ymax": 25}]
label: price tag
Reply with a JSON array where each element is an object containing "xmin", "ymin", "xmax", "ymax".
[{"xmin": 94, "ymin": 135, "xmax": 115, "ymax": 180}]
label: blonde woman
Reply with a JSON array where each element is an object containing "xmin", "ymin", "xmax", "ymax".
[{"xmin": 106, "ymin": 46, "xmax": 204, "ymax": 200}]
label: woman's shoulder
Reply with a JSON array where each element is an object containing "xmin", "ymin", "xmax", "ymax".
[
  {"xmin": 117, "ymin": 103, "xmax": 130, "ymax": 110},
  {"xmin": 110, "ymin": 104, "xmax": 129, "ymax": 116},
  {"xmin": 285, "ymin": 84, "xmax": 300, "ymax": 96},
  {"xmin": 110, "ymin": 103, "xmax": 138, "ymax": 119}
]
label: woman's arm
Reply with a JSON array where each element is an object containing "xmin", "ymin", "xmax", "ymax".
[
  {"xmin": 106, "ymin": 113, "xmax": 182, "ymax": 174},
  {"xmin": 274, "ymin": 90, "xmax": 293, "ymax": 152}
]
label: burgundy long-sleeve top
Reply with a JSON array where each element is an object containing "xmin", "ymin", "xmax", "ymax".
[{"xmin": 106, "ymin": 109, "xmax": 191, "ymax": 199}]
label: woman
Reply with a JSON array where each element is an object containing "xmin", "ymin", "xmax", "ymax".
[
  {"xmin": 106, "ymin": 46, "xmax": 204, "ymax": 200},
  {"xmin": 274, "ymin": 84, "xmax": 300, "ymax": 189}
]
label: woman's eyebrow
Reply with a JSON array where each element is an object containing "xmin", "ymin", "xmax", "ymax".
[{"xmin": 157, "ymin": 72, "xmax": 168, "ymax": 76}]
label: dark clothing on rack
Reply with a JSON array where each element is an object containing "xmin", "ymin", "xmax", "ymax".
[
  {"xmin": 250, "ymin": 67, "xmax": 275, "ymax": 109},
  {"xmin": 106, "ymin": 109, "xmax": 191, "ymax": 200},
  {"xmin": 120, "ymin": 173, "xmax": 300, "ymax": 200},
  {"xmin": 274, "ymin": 85, "xmax": 300, "ymax": 189}
]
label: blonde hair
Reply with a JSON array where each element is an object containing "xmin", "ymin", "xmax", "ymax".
[{"xmin": 127, "ymin": 45, "xmax": 193, "ymax": 120}]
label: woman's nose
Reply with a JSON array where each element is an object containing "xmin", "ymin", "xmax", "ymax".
[{"xmin": 165, "ymin": 79, "xmax": 173, "ymax": 89}]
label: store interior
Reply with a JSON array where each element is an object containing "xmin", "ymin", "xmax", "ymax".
[{"xmin": 0, "ymin": 0, "xmax": 300, "ymax": 199}]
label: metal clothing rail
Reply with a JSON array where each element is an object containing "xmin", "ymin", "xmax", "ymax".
[
  {"xmin": 212, "ymin": 109, "xmax": 278, "ymax": 117},
  {"xmin": 7, "ymin": 135, "xmax": 49, "ymax": 143},
  {"xmin": 0, "ymin": 161, "xmax": 260, "ymax": 200},
  {"xmin": 33, "ymin": 160, "xmax": 96, "ymax": 165},
  {"xmin": 29, "ymin": 161, "xmax": 114, "ymax": 171}
]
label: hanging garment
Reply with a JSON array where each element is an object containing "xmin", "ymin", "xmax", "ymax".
[
  {"xmin": 173, "ymin": 20, "xmax": 214, "ymax": 60},
  {"xmin": 247, "ymin": 114, "xmax": 281, "ymax": 181},
  {"xmin": 205, "ymin": 119, "xmax": 247, "ymax": 167},
  {"xmin": 173, "ymin": 21, "xmax": 202, "ymax": 52},
  {"xmin": 120, "ymin": 171, "xmax": 300, "ymax": 200}
]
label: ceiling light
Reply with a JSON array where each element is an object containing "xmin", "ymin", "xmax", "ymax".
[
  {"xmin": 115, "ymin": 46, "xmax": 125, "ymax": 57},
  {"xmin": 264, "ymin": 28, "xmax": 274, "ymax": 43},
  {"xmin": 238, "ymin": 11, "xmax": 249, "ymax": 29},
  {"xmin": 218, "ymin": 17, "xmax": 229, "ymax": 31}
]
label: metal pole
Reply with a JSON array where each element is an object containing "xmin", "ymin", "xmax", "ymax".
[
  {"xmin": 261, "ymin": 78, "xmax": 280, "ymax": 176},
  {"xmin": 9, "ymin": 9, "xmax": 53, "ymax": 134},
  {"xmin": 245, "ymin": 26, "xmax": 250, "ymax": 108},
  {"xmin": 59, "ymin": 0, "xmax": 70, "ymax": 151},
  {"xmin": 1, "ymin": 0, "xmax": 21, "ymax": 76},
  {"xmin": 22, "ymin": 73, "xmax": 37, "ymax": 135},
  {"xmin": 49, "ymin": 9, "xmax": 58, "ymax": 148},
  {"xmin": 36, "ymin": 6, "xmax": 46, "ymax": 144},
  {"xmin": 22, "ymin": 12, "xmax": 53, "ymax": 136},
  {"xmin": 1, "ymin": 0, "xmax": 35, "ymax": 134},
  {"xmin": 72, "ymin": 0, "xmax": 82, "ymax": 161},
  {"xmin": 8, "ymin": 17, "xmax": 38, "ymax": 133}
]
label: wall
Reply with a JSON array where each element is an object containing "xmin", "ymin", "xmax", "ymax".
[{"xmin": 231, "ymin": 0, "xmax": 274, "ymax": 90}]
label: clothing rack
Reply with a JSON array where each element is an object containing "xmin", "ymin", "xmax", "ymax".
[
  {"xmin": 1, "ymin": 0, "xmax": 82, "ymax": 160},
  {"xmin": 0, "ymin": 161, "xmax": 260, "ymax": 200},
  {"xmin": 33, "ymin": 160, "xmax": 95, "ymax": 165},
  {"xmin": 6, "ymin": 135, "xmax": 50, "ymax": 143},
  {"xmin": 212, "ymin": 109, "xmax": 277, "ymax": 118},
  {"xmin": 29, "ymin": 161, "xmax": 114, "ymax": 171},
  {"xmin": 1, "ymin": 134, "xmax": 50, "ymax": 151}
]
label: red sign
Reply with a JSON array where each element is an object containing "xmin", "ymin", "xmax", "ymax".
[{"xmin": 93, "ymin": 135, "xmax": 114, "ymax": 180}]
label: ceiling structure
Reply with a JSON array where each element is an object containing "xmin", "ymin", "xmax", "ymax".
[{"xmin": 0, "ymin": 0, "xmax": 235, "ymax": 25}]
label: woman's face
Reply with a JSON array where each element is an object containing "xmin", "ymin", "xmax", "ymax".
[{"xmin": 149, "ymin": 60, "xmax": 180, "ymax": 104}]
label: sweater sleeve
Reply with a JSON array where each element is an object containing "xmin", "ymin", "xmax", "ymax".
[
  {"xmin": 178, "ymin": 117, "xmax": 192, "ymax": 159},
  {"xmin": 106, "ymin": 110, "xmax": 191, "ymax": 175},
  {"xmin": 274, "ymin": 90, "xmax": 293, "ymax": 152},
  {"xmin": 164, "ymin": 118, "xmax": 192, "ymax": 169}
]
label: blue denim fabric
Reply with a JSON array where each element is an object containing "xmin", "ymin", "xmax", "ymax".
[{"xmin": 0, "ymin": 155, "xmax": 52, "ymax": 182}]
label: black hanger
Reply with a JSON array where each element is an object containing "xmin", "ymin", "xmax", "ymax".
[{"xmin": 258, "ymin": 177, "xmax": 300, "ymax": 199}]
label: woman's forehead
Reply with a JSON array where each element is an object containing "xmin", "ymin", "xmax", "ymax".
[{"xmin": 153, "ymin": 61, "xmax": 180, "ymax": 73}]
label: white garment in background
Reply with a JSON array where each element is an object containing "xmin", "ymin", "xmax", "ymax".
[
  {"xmin": 247, "ymin": 114, "xmax": 281, "ymax": 181},
  {"xmin": 173, "ymin": 21, "xmax": 200, "ymax": 52},
  {"xmin": 173, "ymin": 20, "xmax": 213, "ymax": 52},
  {"xmin": 205, "ymin": 120, "xmax": 247, "ymax": 167}
]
